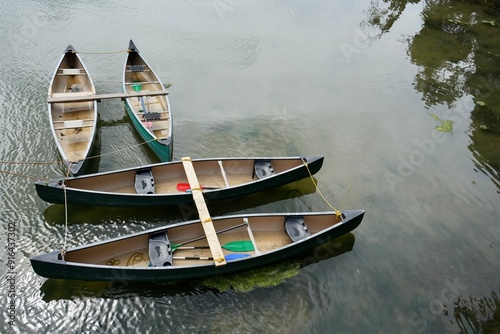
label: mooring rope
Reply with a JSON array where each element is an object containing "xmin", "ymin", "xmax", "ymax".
[
  {"xmin": 60, "ymin": 184, "xmax": 68, "ymax": 260},
  {"xmin": 302, "ymin": 158, "xmax": 342, "ymax": 217},
  {"xmin": 0, "ymin": 161, "xmax": 63, "ymax": 165},
  {"xmin": 60, "ymin": 164, "xmax": 72, "ymax": 259},
  {"xmin": 0, "ymin": 169, "xmax": 51, "ymax": 181},
  {"xmin": 0, "ymin": 137, "xmax": 157, "ymax": 181},
  {"xmin": 85, "ymin": 137, "xmax": 157, "ymax": 161}
]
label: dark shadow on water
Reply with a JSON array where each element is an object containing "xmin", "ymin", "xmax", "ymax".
[
  {"xmin": 42, "ymin": 177, "xmax": 319, "ymax": 225},
  {"xmin": 38, "ymin": 233, "xmax": 355, "ymax": 301}
]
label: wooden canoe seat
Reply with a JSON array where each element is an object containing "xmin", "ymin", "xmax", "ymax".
[
  {"xmin": 284, "ymin": 216, "xmax": 311, "ymax": 242},
  {"xmin": 53, "ymin": 118, "xmax": 93, "ymax": 123},
  {"xmin": 148, "ymin": 232, "xmax": 173, "ymax": 267},
  {"xmin": 254, "ymin": 160, "xmax": 275, "ymax": 179},
  {"xmin": 135, "ymin": 168, "xmax": 155, "ymax": 194},
  {"xmin": 57, "ymin": 68, "xmax": 85, "ymax": 75},
  {"xmin": 53, "ymin": 119, "xmax": 93, "ymax": 130}
]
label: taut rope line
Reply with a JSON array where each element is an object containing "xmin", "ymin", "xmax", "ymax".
[
  {"xmin": 60, "ymin": 163, "xmax": 72, "ymax": 259},
  {"xmin": 301, "ymin": 158, "xmax": 342, "ymax": 217},
  {"xmin": 0, "ymin": 137, "xmax": 157, "ymax": 175},
  {"xmin": 0, "ymin": 169, "xmax": 51, "ymax": 181},
  {"xmin": 0, "ymin": 161, "xmax": 62, "ymax": 165}
]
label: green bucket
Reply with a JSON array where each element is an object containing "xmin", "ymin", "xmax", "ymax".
[{"xmin": 132, "ymin": 82, "xmax": 142, "ymax": 92}]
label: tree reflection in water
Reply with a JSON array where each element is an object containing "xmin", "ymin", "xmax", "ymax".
[
  {"xmin": 363, "ymin": 1, "xmax": 499, "ymax": 331},
  {"xmin": 366, "ymin": 0, "xmax": 499, "ymax": 183},
  {"xmin": 453, "ymin": 291, "xmax": 500, "ymax": 333}
]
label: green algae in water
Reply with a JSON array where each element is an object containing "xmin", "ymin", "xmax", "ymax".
[
  {"xmin": 199, "ymin": 260, "xmax": 301, "ymax": 293},
  {"xmin": 481, "ymin": 19, "xmax": 496, "ymax": 27},
  {"xmin": 431, "ymin": 114, "xmax": 454, "ymax": 132},
  {"xmin": 436, "ymin": 119, "xmax": 453, "ymax": 132}
]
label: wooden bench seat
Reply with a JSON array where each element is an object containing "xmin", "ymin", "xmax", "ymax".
[
  {"xmin": 53, "ymin": 119, "xmax": 94, "ymax": 130},
  {"xmin": 57, "ymin": 68, "xmax": 86, "ymax": 75}
]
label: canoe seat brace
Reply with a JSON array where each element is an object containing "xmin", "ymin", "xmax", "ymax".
[
  {"xmin": 284, "ymin": 217, "xmax": 311, "ymax": 242},
  {"xmin": 254, "ymin": 160, "xmax": 275, "ymax": 179},
  {"xmin": 135, "ymin": 168, "xmax": 155, "ymax": 194},
  {"xmin": 148, "ymin": 232, "xmax": 173, "ymax": 267}
]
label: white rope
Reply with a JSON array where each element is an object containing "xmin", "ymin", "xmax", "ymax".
[{"xmin": 60, "ymin": 162, "xmax": 73, "ymax": 259}]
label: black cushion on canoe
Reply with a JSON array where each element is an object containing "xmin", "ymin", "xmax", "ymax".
[
  {"xmin": 135, "ymin": 168, "xmax": 155, "ymax": 194},
  {"xmin": 130, "ymin": 64, "xmax": 145, "ymax": 72},
  {"xmin": 143, "ymin": 112, "xmax": 161, "ymax": 121},
  {"xmin": 284, "ymin": 216, "xmax": 311, "ymax": 242},
  {"xmin": 149, "ymin": 232, "xmax": 173, "ymax": 267},
  {"xmin": 254, "ymin": 160, "xmax": 275, "ymax": 179}
]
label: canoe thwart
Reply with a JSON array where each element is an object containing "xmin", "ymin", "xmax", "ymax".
[
  {"xmin": 148, "ymin": 232, "xmax": 173, "ymax": 267},
  {"xmin": 58, "ymin": 68, "xmax": 84, "ymax": 75},
  {"xmin": 125, "ymin": 81, "xmax": 160, "ymax": 85},
  {"xmin": 135, "ymin": 168, "xmax": 155, "ymax": 194},
  {"xmin": 53, "ymin": 119, "xmax": 93, "ymax": 130},
  {"xmin": 48, "ymin": 90, "xmax": 169, "ymax": 103},
  {"xmin": 243, "ymin": 218, "xmax": 260, "ymax": 255},
  {"xmin": 254, "ymin": 160, "xmax": 275, "ymax": 179},
  {"xmin": 284, "ymin": 216, "xmax": 311, "ymax": 241}
]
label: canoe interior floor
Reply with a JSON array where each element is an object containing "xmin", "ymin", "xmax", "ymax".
[
  {"xmin": 63, "ymin": 143, "xmax": 90, "ymax": 162},
  {"xmin": 97, "ymin": 250, "xmax": 150, "ymax": 267},
  {"xmin": 100, "ymin": 173, "xmax": 255, "ymax": 194},
  {"xmin": 58, "ymin": 129, "xmax": 92, "ymax": 161},
  {"xmin": 97, "ymin": 230, "xmax": 292, "ymax": 268}
]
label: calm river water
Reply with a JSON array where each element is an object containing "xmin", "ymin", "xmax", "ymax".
[{"xmin": 1, "ymin": 1, "xmax": 499, "ymax": 333}]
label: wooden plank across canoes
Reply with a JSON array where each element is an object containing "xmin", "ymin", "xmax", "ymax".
[
  {"xmin": 181, "ymin": 157, "xmax": 227, "ymax": 266},
  {"xmin": 48, "ymin": 90, "xmax": 169, "ymax": 103}
]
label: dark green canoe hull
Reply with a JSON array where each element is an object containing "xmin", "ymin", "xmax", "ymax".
[
  {"xmin": 30, "ymin": 210, "xmax": 364, "ymax": 282},
  {"xmin": 124, "ymin": 102, "xmax": 173, "ymax": 162}
]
